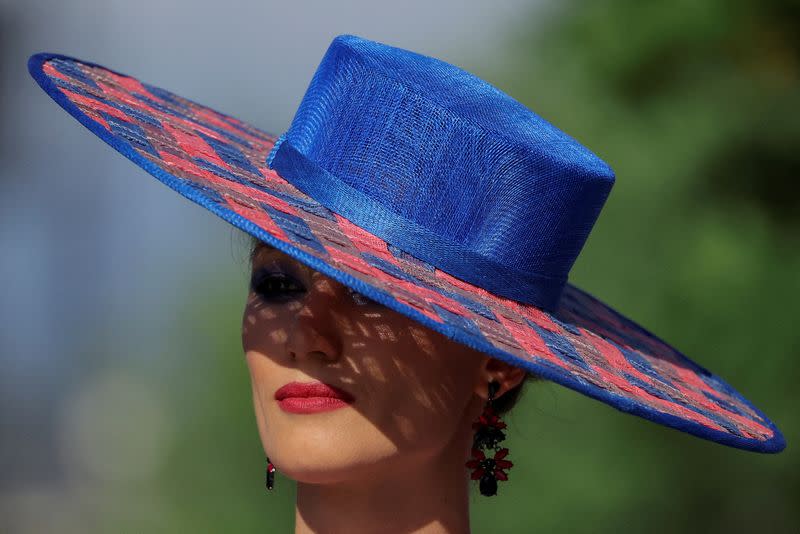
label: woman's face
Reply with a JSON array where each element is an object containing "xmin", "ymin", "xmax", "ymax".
[{"xmin": 242, "ymin": 242, "xmax": 500, "ymax": 485}]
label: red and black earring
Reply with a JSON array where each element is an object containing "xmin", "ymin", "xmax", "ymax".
[
  {"xmin": 265, "ymin": 456, "xmax": 276, "ymax": 491},
  {"xmin": 465, "ymin": 380, "xmax": 513, "ymax": 496}
]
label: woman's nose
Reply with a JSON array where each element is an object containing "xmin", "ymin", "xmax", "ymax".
[{"xmin": 283, "ymin": 274, "xmax": 343, "ymax": 363}]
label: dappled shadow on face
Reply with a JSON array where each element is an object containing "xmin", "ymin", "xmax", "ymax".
[{"xmin": 241, "ymin": 241, "xmax": 486, "ymax": 458}]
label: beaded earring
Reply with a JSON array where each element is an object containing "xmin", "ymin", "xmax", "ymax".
[
  {"xmin": 465, "ymin": 380, "xmax": 513, "ymax": 496},
  {"xmin": 265, "ymin": 456, "xmax": 276, "ymax": 491}
]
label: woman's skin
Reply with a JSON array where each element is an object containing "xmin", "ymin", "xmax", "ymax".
[{"xmin": 242, "ymin": 241, "xmax": 525, "ymax": 534}]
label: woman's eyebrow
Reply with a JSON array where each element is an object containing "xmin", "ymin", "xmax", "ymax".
[
  {"xmin": 250, "ymin": 240, "xmax": 276, "ymax": 265},
  {"xmin": 250, "ymin": 242, "xmax": 307, "ymax": 274}
]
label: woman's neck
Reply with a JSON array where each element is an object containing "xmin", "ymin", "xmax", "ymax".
[{"xmin": 294, "ymin": 438, "xmax": 472, "ymax": 534}]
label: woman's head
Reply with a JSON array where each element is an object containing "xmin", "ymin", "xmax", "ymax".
[{"xmin": 242, "ymin": 237, "xmax": 535, "ymax": 486}]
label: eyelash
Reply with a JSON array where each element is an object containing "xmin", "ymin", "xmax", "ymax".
[
  {"xmin": 251, "ymin": 271, "xmax": 304, "ymax": 301},
  {"xmin": 250, "ymin": 270, "xmax": 377, "ymax": 306}
]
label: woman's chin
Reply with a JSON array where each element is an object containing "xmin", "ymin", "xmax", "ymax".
[
  {"xmin": 269, "ymin": 455, "xmax": 376, "ymax": 485},
  {"xmin": 264, "ymin": 436, "xmax": 397, "ymax": 486}
]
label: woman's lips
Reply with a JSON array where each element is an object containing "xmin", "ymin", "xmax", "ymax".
[{"xmin": 274, "ymin": 381, "xmax": 355, "ymax": 414}]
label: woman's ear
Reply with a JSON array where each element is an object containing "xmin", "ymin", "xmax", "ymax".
[{"xmin": 473, "ymin": 357, "xmax": 526, "ymax": 401}]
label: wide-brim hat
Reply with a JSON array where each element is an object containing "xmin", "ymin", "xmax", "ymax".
[{"xmin": 28, "ymin": 34, "xmax": 785, "ymax": 453}]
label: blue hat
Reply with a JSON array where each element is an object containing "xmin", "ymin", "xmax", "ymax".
[{"xmin": 28, "ymin": 34, "xmax": 785, "ymax": 453}]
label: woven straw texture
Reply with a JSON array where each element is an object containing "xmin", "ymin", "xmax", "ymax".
[{"xmin": 28, "ymin": 53, "xmax": 785, "ymax": 453}]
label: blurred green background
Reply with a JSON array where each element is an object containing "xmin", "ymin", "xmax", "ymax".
[{"xmin": 1, "ymin": 0, "xmax": 797, "ymax": 532}]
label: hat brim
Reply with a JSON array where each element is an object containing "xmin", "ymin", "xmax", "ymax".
[{"xmin": 28, "ymin": 52, "xmax": 785, "ymax": 453}]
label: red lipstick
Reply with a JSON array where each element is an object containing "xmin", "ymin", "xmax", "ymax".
[{"xmin": 274, "ymin": 381, "xmax": 355, "ymax": 414}]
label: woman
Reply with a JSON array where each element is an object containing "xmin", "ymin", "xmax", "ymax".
[
  {"xmin": 29, "ymin": 33, "xmax": 785, "ymax": 534},
  {"xmin": 245, "ymin": 237, "xmax": 530, "ymax": 533}
]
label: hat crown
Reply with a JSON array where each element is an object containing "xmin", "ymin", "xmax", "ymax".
[{"xmin": 268, "ymin": 34, "xmax": 615, "ymax": 310}]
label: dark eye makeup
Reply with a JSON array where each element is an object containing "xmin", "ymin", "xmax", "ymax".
[
  {"xmin": 250, "ymin": 270, "xmax": 305, "ymax": 302},
  {"xmin": 250, "ymin": 267, "xmax": 379, "ymax": 307}
]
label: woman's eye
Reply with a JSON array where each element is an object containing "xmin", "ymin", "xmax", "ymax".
[
  {"xmin": 251, "ymin": 271, "xmax": 305, "ymax": 301},
  {"xmin": 250, "ymin": 269, "xmax": 378, "ymax": 307}
]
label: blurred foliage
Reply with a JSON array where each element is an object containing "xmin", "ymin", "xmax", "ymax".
[
  {"xmin": 470, "ymin": 1, "xmax": 799, "ymax": 532},
  {"xmin": 87, "ymin": 1, "xmax": 798, "ymax": 532}
]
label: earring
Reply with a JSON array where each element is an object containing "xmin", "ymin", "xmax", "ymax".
[
  {"xmin": 265, "ymin": 456, "xmax": 276, "ymax": 491},
  {"xmin": 465, "ymin": 380, "xmax": 513, "ymax": 496}
]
